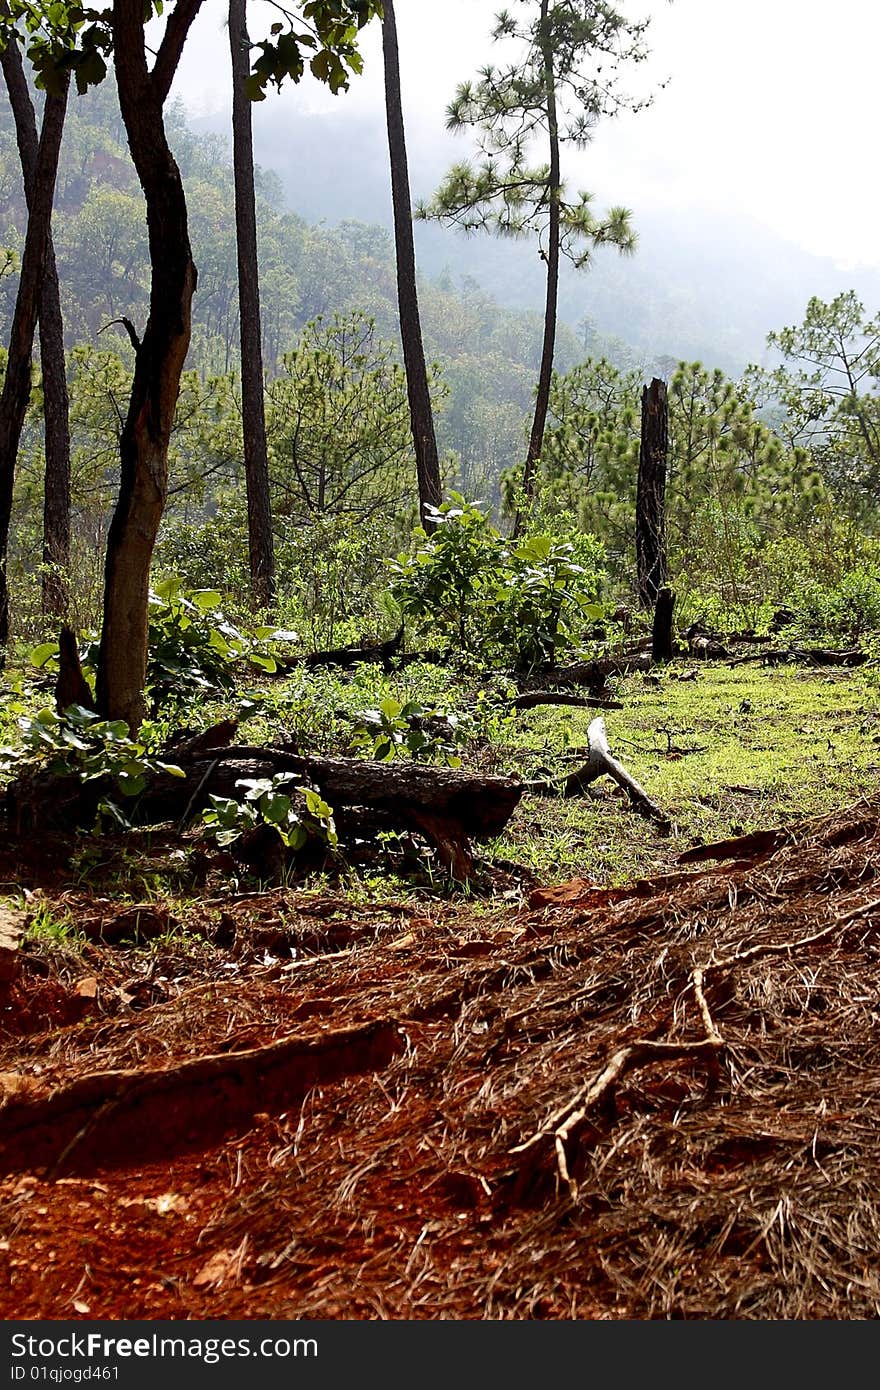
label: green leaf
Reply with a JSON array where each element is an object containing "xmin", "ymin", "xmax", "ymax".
[
  {"xmin": 261, "ymin": 792, "xmax": 292, "ymax": 825},
  {"xmin": 156, "ymin": 761, "xmax": 186, "ymax": 779},
  {"xmin": 287, "ymin": 823, "xmax": 308, "ymax": 851},
  {"xmin": 192, "ymin": 589, "xmax": 222, "ymax": 611},
  {"xmin": 152, "ymin": 575, "xmax": 181, "ymax": 602},
  {"xmin": 249, "ymin": 652, "xmax": 278, "ymax": 672},
  {"xmin": 29, "ymin": 641, "xmax": 59, "ymax": 668}
]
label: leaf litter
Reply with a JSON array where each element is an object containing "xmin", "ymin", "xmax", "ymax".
[{"xmin": 2, "ymin": 795, "xmax": 880, "ymax": 1317}]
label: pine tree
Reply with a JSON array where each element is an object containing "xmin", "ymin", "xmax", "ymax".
[{"xmin": 418, "ymin": 0, "xmax": 653, "ymax": 532}]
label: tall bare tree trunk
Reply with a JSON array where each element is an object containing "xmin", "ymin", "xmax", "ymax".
[
  {"xmin": 636, "ymin": 377, "xmax": 669, "ymax": 609},
  {"xmin": 382, "ymin": 0, "xmax": 442, "ymax": 531},
  {"xmin": 96, "ymin": 0, "xmax": 203, "ymax": 731},
  {"xmin": 229, "ymin": 0, "xmax": 275, "ymax": 608},
  {"xmin": 515, "ymin": 0, "xmax": 559, "ymax": 538},
  {"xmin": 0, "ymin": 39, "xmax": 71, "ymax": 624},
  {"xmin": 0, "ymin": 77, "xmax": 69, "ymax": 656}
]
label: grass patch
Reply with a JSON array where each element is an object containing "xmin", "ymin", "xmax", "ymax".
[
  {"xmin": 22, "ymin": 900, "xmax": 85, "ymax": 947},
  {"xmin": 485, "ymin": 661, "xmax": 880, "ymax": 886}
]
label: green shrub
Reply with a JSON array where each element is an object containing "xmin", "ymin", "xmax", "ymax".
[
  {"xmin": 28, "ymin": 575, "xmax": 298, "ymax": 711},
  {"xmin": 203, "ymin": 776, "xmax": 337, "ymax": 853},
  {"xmin": 0, "ymin": 703, "xmax": 185, "ymax": 828},
  {"xmin": 389, "ymin": 493, "xmax": 606, "ymax": 670},
  {"xmin": 349, "ymin": 696, "xmax": 469, "ymax": 767},
  {"xmin": 489, "ymin": 533, "xmax": 604, "ymax": 670},
  {"xmin": 799, "ymin": 567, "xmax": 880, "ymax": 645},
  {"xmin": 389, "ymin": 495, "xmax": 499, "ymax": 653}
]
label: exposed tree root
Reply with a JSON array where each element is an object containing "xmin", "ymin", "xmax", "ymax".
[{"xmin": 0, "ymin": 1017, "xmax": 405, "ymax": 1176}]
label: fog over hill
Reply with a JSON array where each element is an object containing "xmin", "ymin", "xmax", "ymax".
[{"xmin": 189, "ymin": 101, "xmax": 880, "ymax": 378}]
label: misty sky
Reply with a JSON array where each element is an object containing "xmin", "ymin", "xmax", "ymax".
[{"xmin": 167, "ymin": 0, "xmax": 880, "ymax": 272}]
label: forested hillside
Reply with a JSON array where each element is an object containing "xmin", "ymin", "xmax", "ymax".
[
  {"xmin": 3, "ymin": 72, "xmax": 877, "ymax": 651},
  {"xmin": 0, "ymin": 75, "xmax": 622, "ymax": 635}
]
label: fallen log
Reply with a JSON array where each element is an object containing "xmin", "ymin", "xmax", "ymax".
[
  {"xmin": 3, "ymin": 726, "xmax": 524, "ymax": 880},
  {"xmin": 552, "ymin": 654, "xmax": 652, "ymax": 689},
  {"xmin": 277, "ymin": 625, "xmax": 406, "ymax": 673},
  {"xmin": 511, "ymin": 691, "xmax": 624, "ymax": 712},
  {"xmin": 529, "ymin": 717, "xmax": 669, "ymax": 826},
  {"xmin": 139, "ymin": 748, "xmax": 524, "ymax": 881},
  {"xmin": 689, "ymin": 633, "xmax": 731, "ymax": 660},
  {"xmin": 728, "ymin": 645, "xmax": 867, "ymax": 669}
]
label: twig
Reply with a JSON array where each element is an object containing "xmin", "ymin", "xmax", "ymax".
[{"xmin": 177, "ymin": 757, "xmax": 219, "ymax": 833}]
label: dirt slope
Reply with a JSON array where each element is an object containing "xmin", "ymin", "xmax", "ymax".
[{"xmin": 2, "ymin": 796, "xmax": 880, "ymax": 1319}]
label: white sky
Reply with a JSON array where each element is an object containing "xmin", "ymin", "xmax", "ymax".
[{"xmin": 169, "ymin": 0, "xmax": 880, "ymax": 270}]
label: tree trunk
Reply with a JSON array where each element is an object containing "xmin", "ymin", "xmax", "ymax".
[
  {"xmin": 636, "ymin": 377, "xmax": 669, "ymax": 609},
  {"xmin": 515, "ymin": 0, "xmax": 559, "ymax": 538},
  {"xmin": 382, "ymin": 0, "xmax": 442, "ymax": 531},
  {"xmin": 229, "ymin": 0, "xmax": 275, "ymax": 608},
  {"xmin": 0, "ymin": 39, "xmax": 71, "ymax": 624},
  {"xmin": 0, "ymin": 78, "xmax": 69, "ymax": 656},
  {"xmin": 96, "ymin": 0, "xmax": 202, "ymax": 732},
  {"xmin": 38, "ymin": 261, "xmax": 71, "ymax": 621}
]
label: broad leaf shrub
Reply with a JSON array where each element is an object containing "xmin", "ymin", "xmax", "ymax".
[
  {"xmin": 489, "ymin": 532, "xmax": 605, "ymax": 670},
  {"xmin": 389, "ymin": 493, "xmax": 606, "ymax": 670},
  {"xmin": 147, "ymin": 576, "xmax": 297, "ymax": 706},
  {"xmin": 389, "ymin": 495, "xmax": 498, "ymax": 653},
  {"xmin": 349, "ymin": 696, "xmax": 469, "ymax": 766},
  {"xmin": 203, "ymin": 776, "xmax": 338, "ymax": 853},
  {"xmin": 0, "ymin": 703, "xmax": 185, "ymax": 829},
  {"xmin": 29, "ymin": 576, "xmax": 299, "ymax": 710}
]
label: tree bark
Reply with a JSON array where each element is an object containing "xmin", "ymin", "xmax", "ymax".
[
  {"xmin": 636, "ymin": 377, "xmax": 669, "ymax": 609},
  {"xmin": 229, "ymin": 0, "xmax": 275, "ymax": 608},
  {"xmin": 382, "ymin": 0, "xmax": 442, "ymax": 530},
  {"xmin": 0, "ymin": 77, "xmax": 69, "ymax": 655},
  {"xmin": 515, "ymin": 0, "xmax": 559, "ymax": 537},
  {"xmin": 0, "ymin": 38, "xmax": 71, "ymax": 624},
  {"xmin": 96, "ymin": 0, "xmax": 203, "ymax": 731}
]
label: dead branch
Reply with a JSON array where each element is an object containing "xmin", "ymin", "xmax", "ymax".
[
  {"xmin": 511, "ymin": 691, "xmax": 624, "ymax": 712},
  {"xmin": 728, "ymin": 646, "xmax": 868, "ymax": 669},
  {"xmin": 529, "ymin": 717, "xmax": 669, "ymax": 826},
  {"xmin": 510, "ymin": 1026, "xmax": 725, "ymax": 1200}
]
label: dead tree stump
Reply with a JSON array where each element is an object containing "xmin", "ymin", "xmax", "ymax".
[
  {"xmin": 652, "ymin": 586, "xmax": 675, "ymax": 664},
  {"xmin": 636, "ymin": 378, "xmax": 669, "ymax": 610}
]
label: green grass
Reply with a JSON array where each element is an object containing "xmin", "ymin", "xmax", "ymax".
[
  {"xmin": 20, "ymin": 899, "xmax": 85, "ymax": 947},
  {"xmin": 484, "ymin": 661, "xmax": 880, "ymax": 886}
]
